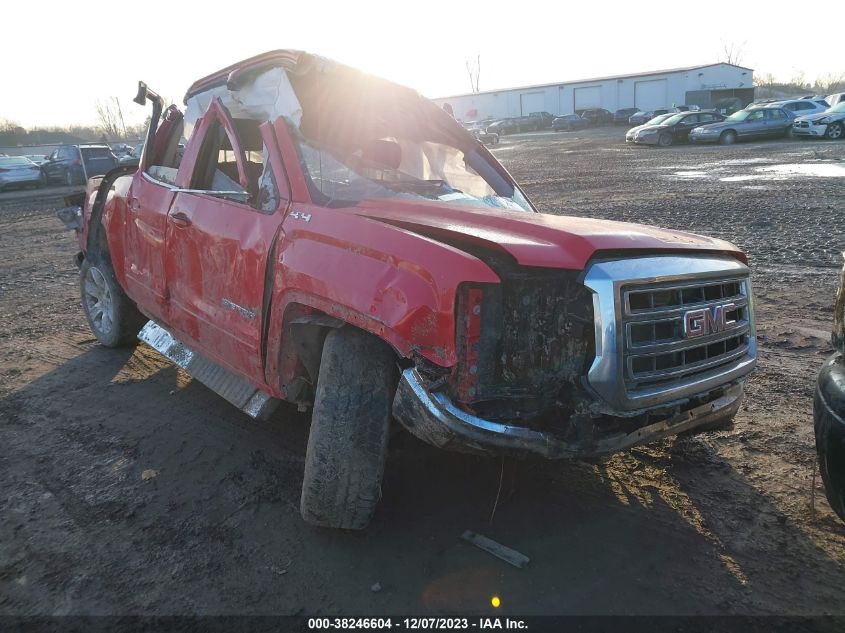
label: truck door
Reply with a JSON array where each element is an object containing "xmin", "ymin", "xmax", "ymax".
[
  {"xmin": 123, "ymin": 108, "xmax": 185, "ymax": 321},
  {"xmin": 164, "ymin": 101, "xmax": 289, "ymax": 386}
]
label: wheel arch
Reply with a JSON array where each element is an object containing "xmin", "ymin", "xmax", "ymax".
[
  {"xmin": 83, "ymin": 165, "xmax": 138, "ymax": 264},
  {"xmin": 270, "ymin": 300, "xmax": 408, "ymax": 406}
]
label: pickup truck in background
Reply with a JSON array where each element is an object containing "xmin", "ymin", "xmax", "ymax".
[{"xmin": 58, "ymin": 50, "xmax": 757, "ymax": 530}]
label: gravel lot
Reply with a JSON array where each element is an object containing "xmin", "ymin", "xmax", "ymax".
[{"xmin": 1, "ymin": 127, "xmax": 844, "ymax": 616}]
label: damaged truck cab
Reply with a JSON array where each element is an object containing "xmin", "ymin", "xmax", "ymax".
[{"xmin": 63, "ymin": 51, "xmax": 757, "ymax": 529}]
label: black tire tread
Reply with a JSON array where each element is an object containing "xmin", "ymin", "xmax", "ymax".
[{"xmin": 300, "ymin": 327, "xmax": 396, "ymax": 530}]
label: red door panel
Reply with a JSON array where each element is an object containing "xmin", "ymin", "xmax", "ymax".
[
  {"xmin": 123, "ymin": 172, "xmax": 176, "ymax": 321},
  {"xmin": 163, "ymin": 193, "xmax": 282, "ymax": 386}
]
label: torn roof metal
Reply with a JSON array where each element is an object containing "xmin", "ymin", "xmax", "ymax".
[{"xmin": 182, "ymin": 49, "xmax": 475, "ymax": 155}]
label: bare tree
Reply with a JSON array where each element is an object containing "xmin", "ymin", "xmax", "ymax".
[
  {"xmin": 0, "ymin": 117, "xmax": 23, "ymax": 134},
  {"xmin": 465, "ymin": 53, "xmax": 481, "ymax": 93},
  {"xmin": 790, "ymin": 70, "xmax": 808, "ymax": 90},
  {"xmin": 719, "ymin": 41, "xmax": 746, "ymax": 66},
  {"xmin": 815, "ymin": 72, "xmax": 845, "ymax": 94},
  {"xmin": 95, "ymin": 97, "xmax": 127, "ymax": 140}
]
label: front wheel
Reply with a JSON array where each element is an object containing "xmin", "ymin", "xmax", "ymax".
[
  {"xmin": 300, "ymin": 327, "xmax": 397, "ymax": 530},
  {"xmin": 719, "ymin": 130, "xmax": 737, "ymax": 145},
  {"xmin": 80, "ymin": 258, "xmax": 144, "ymax": 347},
  {"xmin": 825, "ymin": 122, "xmax": 843, "ymax": 140},
  {"xmin": 658, "ymin": 132, "xmax": 673, "ymax": 147}
]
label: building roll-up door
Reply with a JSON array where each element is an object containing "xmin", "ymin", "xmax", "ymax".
[
  {"xmin": 635, "ymin": 79, "xmax": 668, "ymax": 110},
  {"xmin": 520, "ymin": 92, "xmax": 545, "ymax": 116},
  {"xmin": 573, "ymin": 86, "xmax": 602, "ymax": 111}
]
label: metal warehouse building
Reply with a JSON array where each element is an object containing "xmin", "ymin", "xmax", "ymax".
[{"xmin": 432, "ymin": 63, "xmax": 754, "ymax": 121}]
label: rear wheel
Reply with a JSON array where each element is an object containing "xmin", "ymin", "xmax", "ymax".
[
  {"xmin": 816, "ymin": 392, "xmax": 845, "ymax": 521},
  {"xmin": 300, "ymin": 327, "xmax": 397, "ymax": 530},
  {"xmin": 80, "ymin": 258, "xmax": 145, "ymax": 347},
  {"xmin": 825, "ymin": 122, "xmax": 843, "ymax": 140},
  {"xmin": 719, "ymin": 130, "xmax": 737, "ymax": 145}
]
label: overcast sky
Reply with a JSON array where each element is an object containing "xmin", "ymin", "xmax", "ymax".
[{"xmin": 4, "ymin": 0, "xmax": 842, "ymax": 128}]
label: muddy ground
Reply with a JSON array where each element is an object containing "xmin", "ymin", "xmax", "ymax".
[{"xmin": 1, "ymin": 128, "xmax": 844, "ymax": 616}]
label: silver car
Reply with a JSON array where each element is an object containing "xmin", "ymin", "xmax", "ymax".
[
  {"xmin": 689, "ymin": 106, "xmax": 793, "ymax": 145},
  {"xmin": 0, "ymin": 156, "xmax": 45, "ymax": 191},
  {"xmin": 793, "ymin": 102, "xmax": 845, "ymax": 140}
]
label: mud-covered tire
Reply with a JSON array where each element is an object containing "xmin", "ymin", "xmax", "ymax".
[
  {"xmin": 80, "ymin": 257, "xmax": 145, "ymax": 347},
  {"xmin": 300, "ymin": 327, "xmax": 397, "ymax": 530}
]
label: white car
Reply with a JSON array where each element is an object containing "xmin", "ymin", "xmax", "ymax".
[
  {"xmin": 827, "ymin": 92, "xmax": 845, "ymax": 107},
  {"xmin": 772, "ymin": 98, "xmax": 830, "ymax": 118},
  {"xmin": 793, "ymin": 102, "xmax": 845, "ymax": 140}
]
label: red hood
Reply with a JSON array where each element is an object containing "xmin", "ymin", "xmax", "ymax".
[{"xmin": 355, "ymin": 198, "xmax": 745, "ymax": 269}]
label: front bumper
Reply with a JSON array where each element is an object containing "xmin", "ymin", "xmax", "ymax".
[
  {"xmin": 793, "ymin": 123, "xmax": 828, "ymax": 137},
  {"xmin": 393, "ymin": 368, "xmax": 744, "ymax": 459},
  {"xmin": 689, "ymin": 131, "xmax": 720, "ymax": 143},
  {"xmin": 630, "ymin": 133, "xmax": 660, "ymax": 145}
]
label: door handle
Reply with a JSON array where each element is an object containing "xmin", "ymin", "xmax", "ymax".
[{"xmin": 169, "ymin": 211, "xmax": 192, "ymax": 228}]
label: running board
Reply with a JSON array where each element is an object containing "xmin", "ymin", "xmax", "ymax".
[{"xmin": 138, "ymin": 321, "xmax": 279, "ymax": 421}]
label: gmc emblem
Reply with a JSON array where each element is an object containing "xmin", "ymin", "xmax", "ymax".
[{"xmin": 683, "ymin": 303, "xmax": 736, "ymax": 338}]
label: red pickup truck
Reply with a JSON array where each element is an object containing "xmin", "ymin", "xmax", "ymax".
[{"xmin": 59, "ymin": 51, "xmax": 757, "ymax": 529}]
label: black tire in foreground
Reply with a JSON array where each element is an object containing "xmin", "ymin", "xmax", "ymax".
[
  {"xmin": 301, "ymin": 327, "xmax": 397, "ymax": 530},
  {"xmin": 80, "ymin": 257, "xmax": 145, "ymax": 347},
  {"xmin": 814, "ymin": 357, "xmax": 845, "ymax": 522}
]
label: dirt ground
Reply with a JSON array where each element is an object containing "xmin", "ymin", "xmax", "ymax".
[{"xmin": 1, "ymin": 128, "xmax": 844, "ymax": 616}]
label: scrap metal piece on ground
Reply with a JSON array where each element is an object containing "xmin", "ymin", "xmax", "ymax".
[{"xmin": 461, "ymin": 530, "xmax": 530, "ymax": 569}]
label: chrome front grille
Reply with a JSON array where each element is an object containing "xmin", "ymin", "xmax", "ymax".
[
  {"xmin": 622, "ymin": 278, "xmax": 751, "ymax": 390},
  {"xmin": 582, "ymin": 255, "xmax": 757, "ymax": 411}
]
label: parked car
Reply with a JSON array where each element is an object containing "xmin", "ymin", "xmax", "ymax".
[
  {"xmin": 613, "ymin": 108, "xmax": 639, "ymax": 125},
  {"xmin": 25, "ymin": 154, "xmax": 48, "ymax": 166},
  {"xmin": 42, "ymin": 144, "xmax": 119, "ymax": 186},
  {"xmin": 814, "ymin": 257, "xmax": 845, "ymax": 522},
  {"xmin": 629, "ymin": 109, "xmax": 668, "ymax": 125},
  {"xmin": 0, "ymin": 155, "xmax": 45, "ymax": 191},
  {"xmin": 792, "ymin": 102, "xmax": 845, "ymax": 140},
  {"xmin": 58, "ymin": 50, "xmax": 757, "ymax": 530},
  {"xmin": 624, "ymin": 113, "xmax": 675, "ymax": 142},
  {"xmin": 628, "ymin": 110, "xmax": 726, "ymax": 146},
  {"xmin": 486, "ymin": 118, "xmax": 521, "ymax": 136},
  {"xmin": 578, "ymin": 108, "xmax": 613, "ymax": 126},
  {"xmin": 689, "ymin": 106, "xmax": 793, "ymax": 144},
  {"xmin": 461, "ymin": 121, "xmax": 499, "ymax": 145},
  {"xmin": 552, "ymin": 114, "xmax": 590, "ymax": 131},
  {"xmin": 528, "ymin": 111, "xmax": 555, "ymax": 129},
  {"xmin": 770, "ymin": 98, "xmax": 829, "ymax": 117},
  {"xmin": 827, "ymin": 92, "xmax": 845, "ymax": 107}
]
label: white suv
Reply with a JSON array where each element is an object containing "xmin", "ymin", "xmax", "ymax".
[{"xmin": 773, "ymin": 98, "xmax": 830, "ymax": 117}]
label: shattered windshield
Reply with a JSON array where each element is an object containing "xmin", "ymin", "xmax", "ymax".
[{"xmin": 293, "ymin": 130, "xmax": 533, "ymax": 212}]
